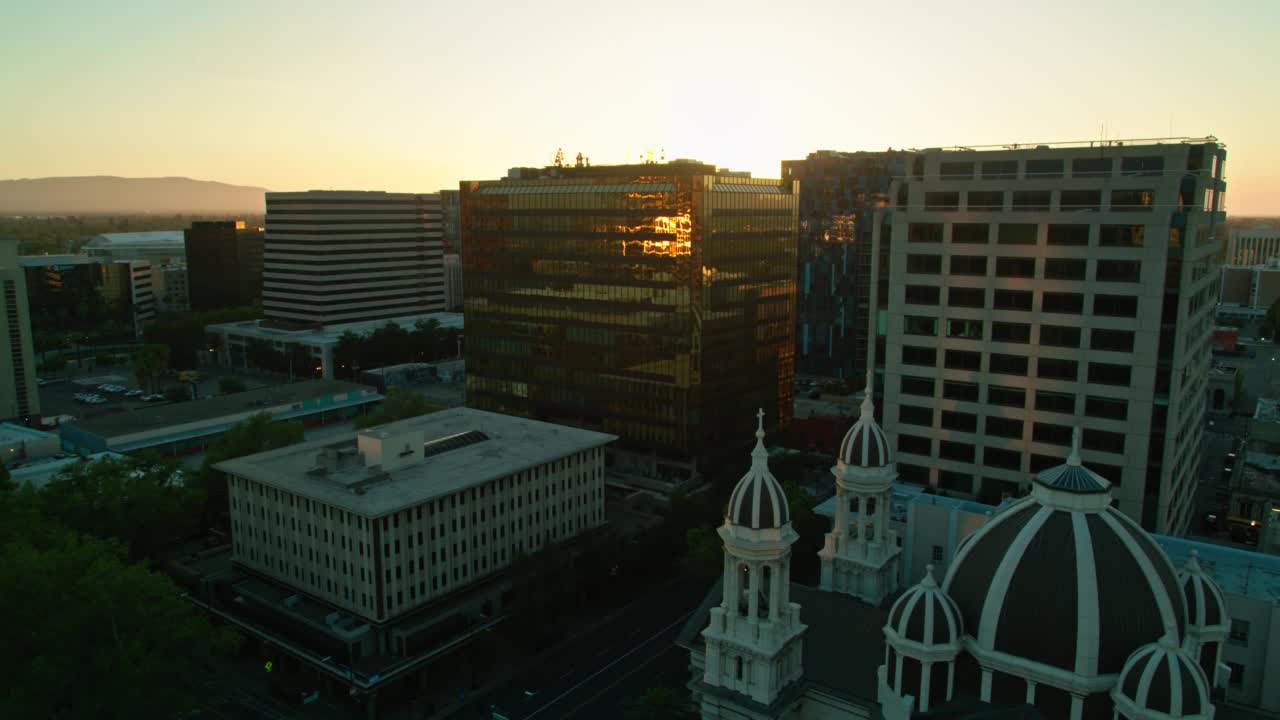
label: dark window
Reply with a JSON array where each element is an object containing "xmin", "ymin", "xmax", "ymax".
[
  {"xmin": 1086, "ymin": 463, "xmax": 1123, "ymax": 485},
  {"xmin": 905, "ymin": 316, "xmax": 938, "ymax": 336},
  {"xmin": 945, "ymin": 349, "xmax": 982, "ymax": 371},
  {"xmin": 907, "ymin": 254, "xmax": 943, "ymax": 274},
  {"xmin": 899, "ymin": 405, "xmax": 935, "ymax": 427},
  {"xmin": 991, "ymin": 322, "xmax": 1031, "ymax": 343},
  {"xmin": 993, "ymin": 289, "xmax": 1033, "ymax": 311},
  {"xmin": 941, "ymin": 410, "xmax": 978, "ymax": 433},
  {"xmin": 1085, "ymin": 396, "xmax": 1129, "ymax": 421},
  {"xmin": 951, "ymin": 223, "xmax": 988, "ymax": 244},
  {"xmin": 1121, "ymin": 156, "xmax": 1164, "ymax": 177},
  {"xmin": 947, "ymin": 318, "xmax": 983, "ymax": 340},
  {"xmin": 1112, "ymin": 189, "xmax": 1155, "ymax": 212},
  {"xmin": 1060, "ymin": 190, "xmax": 1102, "ymax": 212},
  {"xmin": 1047, "ymin": 224, "xmax": 1089, "ymax": 246},
  {"xmin": 996, "ymin": 257, "xmax": 1036, "ymax": 278},
  {"xmin": 1093, "ymin": 294, "xmax": 1139, "ymax": 317},
  {"xmin": 909, "ymin": 223, "xmax": 944, "ymax": 243},
  {"xmin": 1088, "ymin": 362, "xmax": 1132, "ymax": 387},
  {"xmin": 1042, "ymin": 292, "xmax": 1084, "ymax": 314},
  {"xmin": 948, "ymin": 287, "xmax": 986, "ymax": 308},
  {"xmin": 950, "ymin": 255, "xmax": 987, "ymax": 276},
  {"xmin": 988, "ymin": 385, "xmax": 1026, "ymax": 408},
  {"xmin": 901, "ymin": 375, "xmax": 936, "ymax": 398},
  {"xmin": 990, "ymin": 353, "xmax": 1028, "ymax": 376},
  {"xmin": 1072, "ymin": 157, "xmax": 1113, "ymax": 178},
  {"xmin": 1091, "ymin": 329, "xmax": 1135, "ymax": 353},
  {"xmin": 986, "ymin": 417, "xmax": 1024, "ymax": 440},
  {"xmin": 898, "ymin": 463, "xmax": 930, "ymax": 485},
  {"xmin": 898, "ymin": 434, "xmax": 932, "ymax": 456},
  {"xmin": 1095, "ymin": 260, "xmax": 1141, "ymax": 283},
  {"xmin": 1026, "ymin": 159, "xmax": 1065, "ymax": 178},
  {"xmin": 940, "ymin": 162, "xmax": 975, "ymax": 180},
  {"xmin": 1083, "ymin": 429, "xmax": 1126, "ymax": 454},
  {"xmin": 1044, "ymin": 258, "xmax": 1086, "ymax": 280},
  {"xmin": 939, "ymin": 441, "xmax": 974, "ymax": 463},
  {"xmin": 1037, "ymin": 358, "xmax": 1079, "ymax": 382},
  {"xmin": 997, "ymin": 224, "xmax": 1037, "ymax": 245},
  {"xmin": 905, "ymin": 285, "xmax": 940, "ymax": 305},
  {"xmin": 1012, "ymin": 190, "xmax": 1051, "ymax": 211},
  {"xmin": 1035, "ymin": 390, "xmax": 1076, "ymax": 413},
  {"xmin": 967, "ymin": 191, "xmax": 1003, "ymax": 211},
  {"xmin": 981, "ymin": 160, "xmax": 1017, "ymax": 179},
  {"xmin": 1041, "ymin": 325, "xmax": 1082, "ymax": 348},
  {"xmin": 943, "ymin": 380, "xmax": 980, "ymax": 402},
  {"xmin": 939, "ymin": 470, "xmax": 972, "ymax": 491},
  {"xmin": 984, "ymin": 446, "xmax": 1022, "ymax": 470},
  {"xmin": 926, "ymin": 192, "xmax": 960, "ymax": 211},
  {"xmin": 1030, "ymin": 454, "xmax": 1065, "ymax": 472},
  {"xmin": 1033, "ymin": 423, "xmax": 1073, "ymax": 447},
  {"xmin": 902, "ymin": 345, "xmax": 937, "ymax": 366},
  {"xmin": 1100, "ymin": 225, "xmax": 1145, "ymax": 247}
]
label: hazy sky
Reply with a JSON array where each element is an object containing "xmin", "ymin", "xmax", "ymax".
[{"xmin": 3, "ymin": 0, "xmax": 1278, "ymax": 214}]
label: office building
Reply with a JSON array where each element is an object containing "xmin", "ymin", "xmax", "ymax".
[
  {"xmin": 439, "ymin": 189, "xmax": 460, "ymax": 252},
  {"xmin": 82, "ymin": 231, "xmax": 186, "ymax": 265},
  {"xmin": 151, "ymin": 263, "xmax": 189, "ymax": 313},
  {"xmin": 20, "ymin": 255, "xmax": 155, "ymax": 347},
  {"xmin": 1217, "ymin": 262, "xmax": 1280, "ymax": 322},
  {"xmin": 781, "ymin": 151, "xmax": 910, "ymax": 382},
  {"xmin": 443, "ymin": 254, "xmax": 463, "ymax": 310},
  {"xmin": 263, "ymin": 192, "xmax": 445, "ymax": 327},
  {"xmin": 1227, "ymin": 227, "xmax": 1280, "ymax": 265},
  {"xmin": 0, "ymin": 241, "xmax": 39, "ymax": 422},
  {"xmin": 461, "ymin": 160, "xmax": 797, "ymax": 484},
  {"xmin": 874, "ymin": 138, "xmax": 1227, "ymax": 534},
  {"xmin": 185, "ymin": 220, "xmax": 264, "ymax": 311}
]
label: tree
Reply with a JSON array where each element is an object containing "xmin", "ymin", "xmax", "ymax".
[
  {"xmin": 218, "ymin": 376, "xmax": 246, "ymax": 394},
  {"xmin": 198, "ymin": 413, "xmax": 304, "ymax": 528},
  {"xmin": 780, "ymin": 479, "xmax": 824, "ymax": 585},
  {"xmin": 130, "ymin": 344, "xmax": 169, "ymax": 391},
  {"xmin": 624, "ymin": 686, "xmax": 698, "ymax": 720},
  {"xmin": 40, "ymin": 355, "xmax": 68, "ymax": 374},
  {"xmin": 164, "ymin": 384, "xmax": 191, "ymax": 402},
  {"xmin": 686, "ymin": 527, "xmax": 722, "ymax": 579},
  {"xmin": 142, "ymin": 306, "xmax": 259, "ymax": 370},
  {"xmin": 353, "ymin": 386, "xmax": 443, "ymax": 429}
]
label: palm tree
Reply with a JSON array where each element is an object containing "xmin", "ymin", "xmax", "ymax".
[{"xmin": 130, "ymin": 344, "xmax": 169, "ymax": 391}]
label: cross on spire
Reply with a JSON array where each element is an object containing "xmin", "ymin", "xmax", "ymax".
[
  {"xmin": 1067, "ymin": 427, "xmax": 1082, "ymax": 466},
  {"xmin": 751, "ymin": 408, "xmax": 769, "ymax": 462},
  {"xmin": 860, "ymin": 368, "xmax": 875, "ymax": 418}
]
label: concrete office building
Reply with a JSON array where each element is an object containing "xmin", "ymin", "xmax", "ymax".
[
  {"xmin": 20, "ymin": 255, "xmax": 156, "ymax": 346},
  {"xmin": 0, "ymin": 241, "xmax": 40, "ymax": 422},
  {"xmin": 152, "ymin": 263, "xmax": 189, "ymax": 313},
  {"xmin": 1227, "ymin": 227, "xmax": 1280, "ymax": 266},
  {"xmin": 874, "ymin": 138, "xmax": 1227, "ymax": 534},
  {"xmin": 1216, "ymin": 262, "xmax": 1280, "ymax": 322},
  {"xmin": 83, "ymin": 231, "xmax": 186, "ymax": 265},
  {"xmin": 263, "ymin": 192, "xmax": 446, "ymax": 327},
  {"xmin": 443, "ymin": 254, "xmax": 463, "ymax": 310},
  {"xmin": 439, "ymin": 189, "xmax": 461, "ymax": 253},
  {"xmin": 185, "ymin": 220, "xmax": 264, "ymax": 311}
]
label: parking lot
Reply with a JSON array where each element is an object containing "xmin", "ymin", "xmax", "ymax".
[{"xmin": 38, "ymin": 374, "xmax": 162, "ymax": 422}]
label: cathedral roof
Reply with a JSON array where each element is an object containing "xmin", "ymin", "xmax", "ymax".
[
  {"xmin": 1112, "ymin": 636, "xmax": 1212, "ymax": 720},
  {"xmin": 886, "ymin": 565, "xmax": 963, "ymax": 647},
  {"xmin": 1178, "ymin": 550, "xmax": 1228, "ymax": 632},
  {"xmin": 725, "ymin": 409, "xmax": 790, "ymax": 530},
  {"xmin": 837, "ymin": 373, "xmax": 891, "ymax": 468}
]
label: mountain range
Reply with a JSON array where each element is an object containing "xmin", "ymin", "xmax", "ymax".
[{"xmin": 0, "ymin": 176, "xmax": 269, "ymax": 215}]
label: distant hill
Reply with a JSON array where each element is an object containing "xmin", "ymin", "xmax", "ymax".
[{"xmin": 0, "ymin": 176, "xmax": 269, "ymax": 215}]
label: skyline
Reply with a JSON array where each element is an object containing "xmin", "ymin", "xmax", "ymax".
[{"xmin": 3, "ymin": 0, "xmax": 1279, "ymax": 215}]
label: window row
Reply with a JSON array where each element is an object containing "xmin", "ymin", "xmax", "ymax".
[
  {"xmin": 904, "ymin": 285, "xmax": 1141, "ymax": 318},
  {"xmin": 931, "ymin": 155, "xmax": 1163, "ymax": 181},
  {"xmin": 902, "ymin": 318, "xmax": 1134, "ymax": 351},
  {"xmin": 904, "ymin": 254, "xmax": 1141, "ymax": 283}
]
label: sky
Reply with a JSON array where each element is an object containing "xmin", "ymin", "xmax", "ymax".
[{"xmin": 2, "ymin": 0, "xmax": 1278, "ymax": 215}]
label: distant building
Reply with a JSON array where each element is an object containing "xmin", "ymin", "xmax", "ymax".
[
  {"xmin": 1227, "ymin": 227, "xmax": 1280, "ymax": 265},
  {"xmin": 82, "ymin": 231, "xmax": 186, "ymax": 265},
  {"xmin": 263, "ymin": 192, "xmax": 445, "ymax": 327},
  {"xmin": 443, "ymin": 254, "xmax": 462, "ymax": 310},
  {"xmin": 0, "ymin": 422, "xmax": 58, "ymax": 466},
  {"xmin": 151, "ymin": 263, "xmax": 189, "ymax": 313},
  {"xmin": 185, "ymin": 220, "xmax": 264, "ymax": 312},
  {"xmin": 0, "ymin": 241, "xmax": 40, "ymax": 422},
  {"xmin": 439, "ymin": 189, "xmax": 460, "ymax": 253},
  {"xmin": 1217, "ymin": 263, "xmax": 1280, "ymax": 321},
  {"xmin": 19, "ymin": 254, "xmax": 155, "ymax": 346}
]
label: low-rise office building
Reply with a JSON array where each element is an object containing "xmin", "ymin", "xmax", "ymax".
[
  {"xmin": 0, "ymin": 241, "xmax": 39, "ymax": 422},
  {"xmin": 1217, "ymin": 262, "xmax": 1280, "ymax": 321}
]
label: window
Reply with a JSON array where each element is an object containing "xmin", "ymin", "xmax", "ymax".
[
  {"xmin": 1083, "ymin": 429, "xmax": 1126, "ymax": 454},
  {"xmin": 931, "ymin": 545, "xmax": 945, "ymax": 563},
  {"xmin": 939, "ymin": 441, "xmax": 974, "ymax": 463},
  {"xmin": 902, "ymin": 345, "xmax": 937, "ymax": 366},
  {"xmin": 1229, "ymin": 619, "xmax": 1250, "ymax": 644},
  {"xmin": 1038, "ymin": 358, "xmax": 1078, "ymax": 381},
  {"xmin": 926, "ymin": 192, "xmax": 960, "ymax": 211},
  {"xmin": 1026, "ymin": 159, "xmax": 1064, "ymax": 178},
  {"xmin": 1086, "ymin": 463, "xmax": 1122, "ymax": 484},
  {"xmin": 967, "ymin": 191, "xmax": 1003, "ymax": 211},
  {"xmin": 1093, "ymin": 294, "xmax": 1139, "ymax": 317},
  {"xmin": 1060, "ymin": 190, "xmax": 1101, "ymax": 212},
  {"xmin": 945, "ymin": 349, "xmax": 982, "ymax": 371},
  {"xmin": 1047, "ymin": 224, "xmax": 1089, "ymax": 246},
  {"xmin": 1041, "ymin": 325, "xmax": 1082, "ymax": 348},
  {"xmin": 991, "ymin": 322, "xmax": 1031, "ymax": 343},
  {"xmin": 952, "ymin": 223, "xmax": 988, "ymax": 244},
  {"xmin": 1100, "ymin": 225, "xmax": 1145, "ymax": 247},
  {"xmin": 909, "ymin": 223, "xmax": 943, "ymax": 243},
  {"xmin": 1042, "ymin": 292, "xmax": 1084, "ymax": 314},
  {"xmin": 1030, "ymin": 454, "xmax": 1065, "ymax": 472},
  {"xmin": 1085, "ymin": 396, "xmax": 1128, "ymax": 421},
  {"xmin": 988, "ymin": 385, "xmax": 1026, "ymax": 408},
  {"xmin": 1121, "ymin": 156, "xmax": 1164, "ymax": 177},
  {"xmin": 940, "ymin": 161, "xmax": 974, "ymax": 180},
  {"xmin": 939, "ymin": 470, "xmax": 972, "ymax": 491},
  {"xmin": 996, "ymin": 257, "xmax": 1036, "ymax": 278},
  {"xmin": 981, "ymin": 160, "xmax": 1017, "ymax": 179},
  {"xmin": 1044, "ymin": 258, "xmax": 1086, "ymax": 280},
  {"xmin": 997, "ymin": 224, "xmax": 1037, "ymax": 245},
  {"xmin": 901, "ymin": 375, "xmax": 936, "ymax": 397},
  {"xmin": 1091, "ymin": 329, "xmax": 1134, "ymax": 353},
  {"xmin": 905, "ymin": 285, "xmax": 940, "ymax": 305},
  {"xmin": 1095, "ymin": 260, "xmax": 1141, "ymax": 283},
  {"xmin": 947, "ymin": 318, "xmax": 983, "ymax": 340},
  {"xmin": 1072, "ymin": 157, "xmax": 1112, "ymax": 178},
  {"xmin": 1034, "ymin": 423, "xmax": 1073, "ymax": 447},
  {"xmin": 993, "ymin": 289, "xmax": 1033, "ymax": 311},
  {"xmin": 1012, "ymin": 190, "xmax": 1051, "ymax": 211},
  {"xmin": 941, "ymin": 410, "xmax": 978, "ymax": 433},
  {"xmin": 990, "ymin": 353, "xmax": 1028, "ymax": 376},
  {"xmin": 986, "ymin": 417, "xmax": 1023, "ymax": 439},
  {"xmin": 899, "ymin": 463, "xmax": 929, "ymax": 485},
  {"xmin": 899, "ymin": 405, "xmax": 934, "ymax": 427},
  {"xmin": 1035, "ymin": 390, "xmax": 1076, "ymax": 413},
  {"xmin": 905, "ymin": 315, "xmax": 938, "ymax": 336},
  {"xmin": 1227, "ymin": 662, "xmax": 1244, "ymax": 688},
  {"xmin": 907, "ymin": 254, "xmax": 943, "ymax": 274},
  {"xmin": 1112, "ymin": 189, "xmax": 1155, "ymax": 212},
  {"xmin": 949, "ymin": 287, "xmax": 986, "ymax": 308},
  {"xmin": 984, "ymin": 446, "xmax": 1022, "ymax": 469},
  {"xmin": 943, "ymin": 380, "xmax": 979, "ymax": 402},
  {"xmin": 1089, "ymin": 362, "xmax": 1132, "ymax": 387},
  {"xmin": 898, "ymin": 434, "xmax": 932, "ymax": 455},
  {"xmin": 951, "ymin": 255, "xmax": 987, "ymax": 276}
]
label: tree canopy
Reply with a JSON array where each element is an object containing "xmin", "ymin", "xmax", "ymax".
[
  {"xmin": 142, "ymin": 305, "xmax": 259, "ymax": 370},
  {"xmin": 332, "ymin": 319, "xmax": 461, "ymax": 379},
  {"xmin": 353, "ymin": 386, "xmax": 443, "ymax": 429},
  {"xmin": 197, "ymin": 412, "xmax": 305, "ymax": 527},
  {"xmin": 624, "ymin": 686, "xmax": 698, "ymax": 720}
]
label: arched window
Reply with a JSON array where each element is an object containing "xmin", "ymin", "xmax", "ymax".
[
  {"xmin": 736, "ymin": 656, "xmax": 744, "ymax": 681},
  {"xmin": 760, "ymin": 565, "xmax": 772, "ymax": 617},
  {"xmin": 1213, "ymin": 388, "xmax": 1225, "ymax": 409},
  {"xmin": 738, "ymin": 564, "xmax": 751, "ymax": 616}
]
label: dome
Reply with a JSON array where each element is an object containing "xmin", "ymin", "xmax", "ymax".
[
  {"xmin": 886, "ymin": 565, "xmax": 963, "ymax": 647},
  {"xmin": 1112, "ymin": 636, "xmax": 1212, "ymax": 720},
  {"xmin": 837, "ymin": 373, "xmax": 891, "ymax": 468},
  {"xmin": 942, "ymin": 430, "xmax": 1186, "ymax": 680},
  {"xmin": 1179, "ymin": 550, "xmax": 1227, "ymax": 632},
  {"xmin": 726, "ymin": 409, "xmax": 790, "ymax": 530}
]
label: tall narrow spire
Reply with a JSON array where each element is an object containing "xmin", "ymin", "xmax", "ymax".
[
  {"xmin": 860, "ymin": 368, "xmax": 875, "ymax": 419},
  {"xmin": 1067, "ymin": 427, "xmax": 1082, "ymax": 466},
  {"xmin": 751, "ymin": 407, "xmax": 768, "ymax": 463}
]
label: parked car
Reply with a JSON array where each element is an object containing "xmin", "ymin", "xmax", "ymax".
[{"xmin": 125, "ymin": 389, "xmax": 144, "ymax": 397}]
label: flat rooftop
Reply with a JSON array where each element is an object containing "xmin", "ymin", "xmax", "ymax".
[
  {"xmin": 1155, "ymin": 536, "xmax": 1280, "ymax": 606},
  {"xmin": 207, "ymin": 312, "xmax": 463, "ymax": 347},
  {"xmin": 0, "ymin": 422, "xmax": 51, "ymax": 444},
  {"xmin": 1254, "ymin": 397, "xmax": 1280, "ymax": 424},
  {"xmin": 67, "ymin": 380, "xmax": 375, "ymax": 440},
  {"xmin": 216, "ymin": 408, "xmax": 617, "ymax": 518}
]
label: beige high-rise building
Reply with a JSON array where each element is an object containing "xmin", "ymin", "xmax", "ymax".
[
  {"xmin": 0, "ymin": 240, "xmax": 40, "ymax": 422},
  {"xmin": 1227, "ymin": 227, "xmax": 1280, "ymax": 265},
  {"xmin": 872, "ymin": 138, "xmax": 1227, "ymax": 535}
]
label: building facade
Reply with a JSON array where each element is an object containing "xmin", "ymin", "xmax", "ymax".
[
  {"xmin": 439, "ymin": 189, "xmax": 460, "ymax": 253},
  {"xmin": 1226, "ymin": 227, "xmax": 1280, "ymax": 266},
  {"xmin": 185, "ymin": 220, "xmax": 265, "ymax": 312},
  {"xmin": 0, "ymin": 241, "xmax": 39, "ymax": 422},
  {"xmin": 263, "ymin": 192, "xmax": 446, "ymax": 327},
  {"xmin": 874, "ymin": 138, "xmax": 1228, "ymax": 534},
  {"xmin": 152, "ymin": 263, "xmax": 189, "ymax": 313},
  {"xmin": 444, "ymin": 253, "xmax": 463, "ymax": 310},
  {"xmin": 20, "ymin": 255, "xmax": 153, "ymax": 348},
  {"xmin": 1216, "ymin": 263, "xmax": 1280, "ymax": 322},
  {"xmin": 461, "ymin": 161, "xmax": 797, "ymax": 484},
  {"xmin": 82, "ymin": 231, "xmax": 186, "ymax": 265}
]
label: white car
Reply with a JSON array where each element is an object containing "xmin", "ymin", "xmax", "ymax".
[{"xmin": 125, "ymin": 389, "xmax": 144, "ymax": 397}]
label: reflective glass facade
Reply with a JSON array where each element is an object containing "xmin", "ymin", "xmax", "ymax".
[{"xmin": 461, "ymin": 163, "xmax": 797, "ymax": 480}]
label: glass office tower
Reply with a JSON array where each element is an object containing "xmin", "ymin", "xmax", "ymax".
[{"xmin": 461, "ymin": 161, "xmax": 797, "ymax": 483}]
